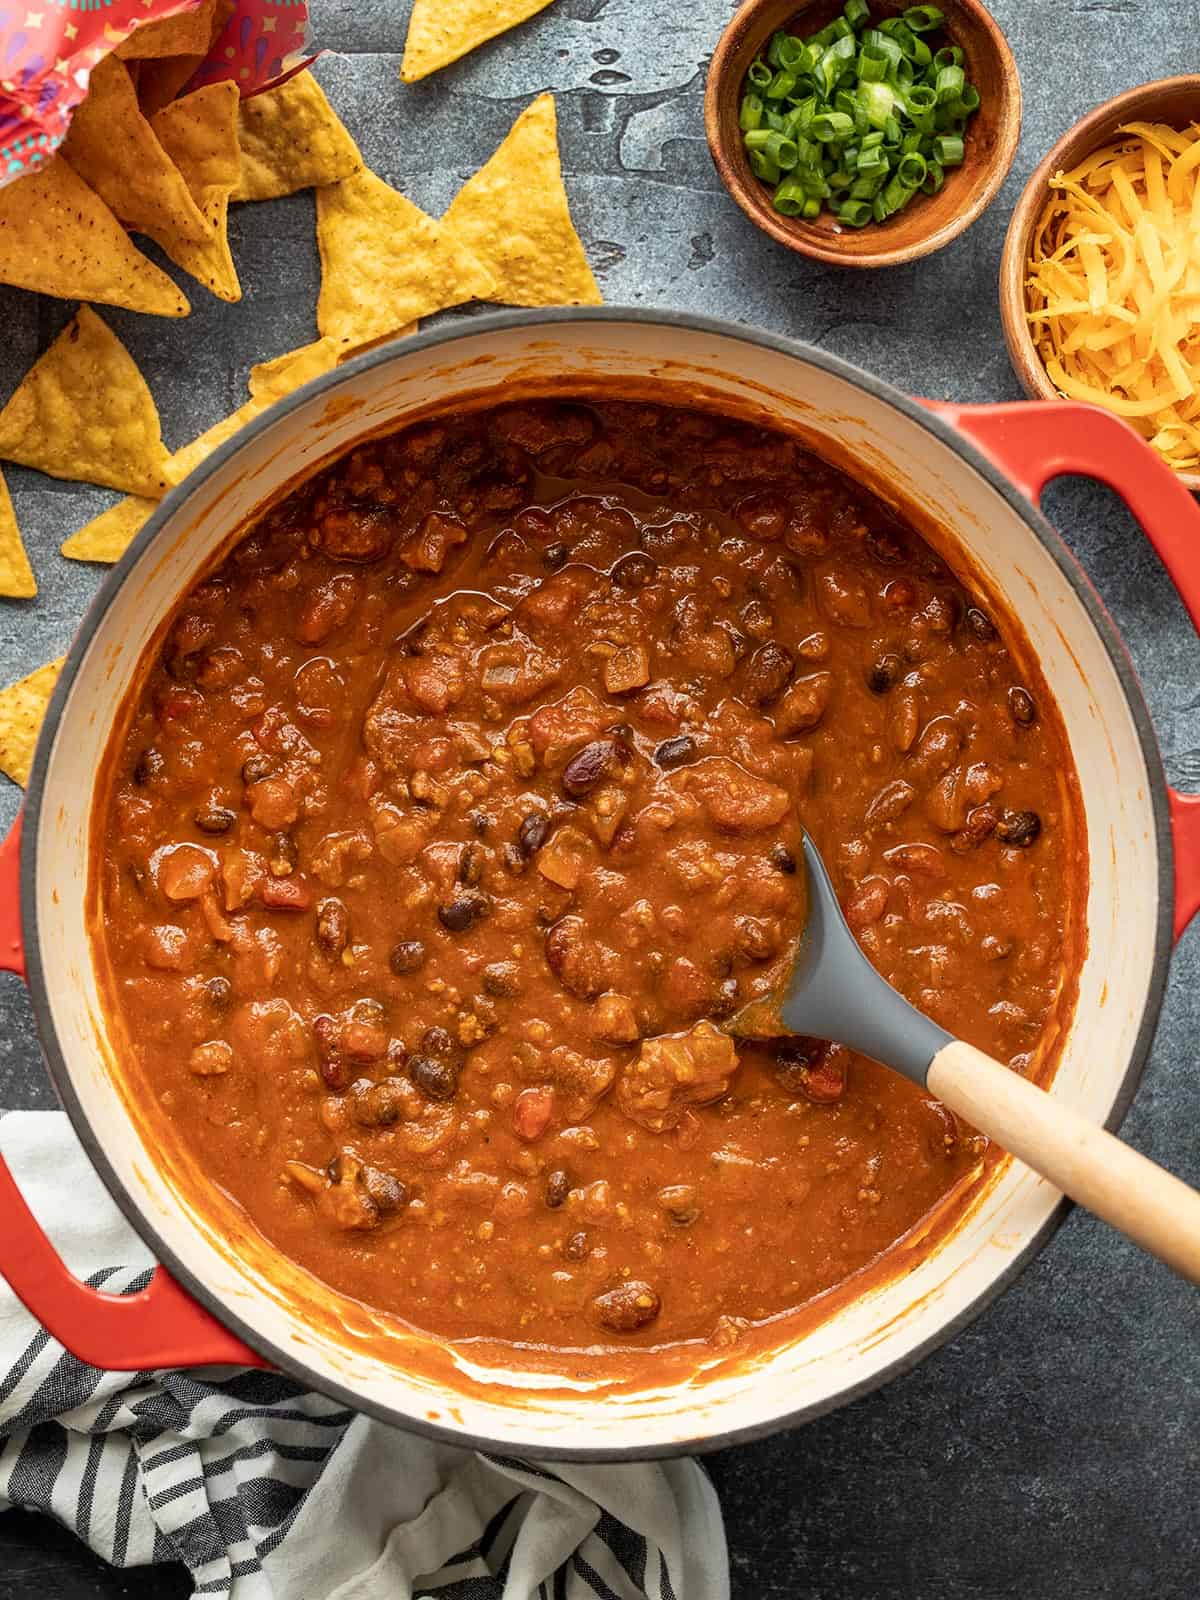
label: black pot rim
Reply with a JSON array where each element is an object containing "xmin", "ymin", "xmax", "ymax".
[{"xmin": 19, "ymin": 305, "xmax": 1176, "ymax": 1462}]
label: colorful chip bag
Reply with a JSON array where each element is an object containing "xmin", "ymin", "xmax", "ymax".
[
  {"xmin": 0, "ymin": 158, "xmax": 188, "ymax": 317},
  {"xmin": 317, "ymin": 169, "xmax": 495, "ymax": 350},
  {"xmin": 401, "ymin": 0, "xmax": 557, "ymax": 82},
  {"xmin": 443, "ymin": 94, "xmax": 601, "ymax": 308},
  {"xmin": 233, "ymin": 72, "xmax": 362, "ymax": 202},
  {"xmin": 0, "ymin": 307, "xmax": 171, "ymax": 497}
]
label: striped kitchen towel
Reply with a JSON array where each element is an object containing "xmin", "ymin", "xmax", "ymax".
[{"xmin": 0, "ymin": 1111, "xmax": 729, "ymax": 1600}]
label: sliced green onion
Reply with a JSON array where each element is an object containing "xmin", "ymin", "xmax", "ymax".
[
  {"xmin": 747, "ymin": 60, "xmax": 772, "ymax": 90},
  {"xmin": 932, "ymin": 45, "xmax": 964, "ymax": 69},
  {"xmin": 958, "ymin": 83, "xmax": 981, "ymax": 114},
  {"xmin": 879, "ymin": 171, "xmax": 919, "ymax": 215},
  {"xmin": 858, "ymin": 46, "xmax": 888, "ymax": 82},
  {"xmin": 810, "ymin": 109, "xmax": 855, "ymax": 142},
  {"xmin": 935, "ymin": 63, "xmax": 965, "ymax": 104},
  {"xmin": 773, "ymin": 175, "xmax": 811, "ymax": 215},
  {"xmin": 762, "ymin": 131, "xmax": 799, "ymax": 169},
  {"xmin": 855, "ymin": 143, "xmax": 888, "ymax": 176},
  {"xmin": 933, "ymin": 132, "xmax": 964, "ymax": 166},
  {"xmin": 845, "ymin": 0, "xmax": 871, "ymax": 25},
  {"xmin": 766, "ymin": 31, "xmax": 790, "ymax": 68},
  {"xmin": 801, "ymin": 196, "xmax": 822, "ymax": 218},
  {"xmin": 748, "ymin": 150, "xmax": 782, "ymax": 184},
  {"xmin": 740, "ymin": 93, "xmax": 764, "ymax": 132},
  {"xmin": 837, "ymin": 198, "xmax": 873, "ymax": 226},
  {"xmin": 860, "ymin": 28, "xmax": 903, "ymax": 70},
  {"xmin": 904, "ymin": 5, "xmax": 945, "ymax": 30},
  {"xmin": 765, "ymin": 69, "xmax": 797, "ymax": 99},
  {"xmin": 850, "ymin": 168, "xmax": 887, "ymax": 198},
  {"xmin": 882, "ymin": 115, "xmax": 902, "ymax": 147},
  {"xmin": 898, "ymin": 150, "xmax": 927, "ymax": 186},
  {"xmin": 921, "ymin": 159, "xmax": 945, "ymax": 194},
  {"xmin": 856, "ymin": 79, "xmax": 899, "ymax": 129}
]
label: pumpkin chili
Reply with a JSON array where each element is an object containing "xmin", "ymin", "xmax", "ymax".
[{"xmin": 94, "ymin": 397, "xmax": 1083, "ymax": 1356}]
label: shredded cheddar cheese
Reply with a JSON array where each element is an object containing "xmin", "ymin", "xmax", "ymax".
[{"xmin": 1025, "ymin": 120, "xmax": 1200, "ymax": 473}]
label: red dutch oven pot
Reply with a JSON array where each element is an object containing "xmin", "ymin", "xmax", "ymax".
[{"xmin": 0, "ymin": 312, "xmax": 1198, "ymax": 1458}]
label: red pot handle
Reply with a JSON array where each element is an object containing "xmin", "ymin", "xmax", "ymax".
[
  {"xmin": 0, "ymin": 814, "xmax": 264, "ymax": 1370},
  {"xmin": 928, "ymin": 399, "xmax": 1200, "ymax": 941}
]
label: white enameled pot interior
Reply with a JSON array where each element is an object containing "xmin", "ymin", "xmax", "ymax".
[{"xmin": 31, "ymin": 317, "xmax": 1162, "ymax": 1455}]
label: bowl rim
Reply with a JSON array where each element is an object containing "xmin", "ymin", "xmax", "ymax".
[
  {"xmin": 20, "ymin": 306, "xmax": 1176, "ymax": 1460},
  {"xmin": 999, "ymin": 72, "xmax": 1200, "ymax": 489},
  {"xmin": 703, "ymin": 0, "xmax": 1023, "ymax": 268}
]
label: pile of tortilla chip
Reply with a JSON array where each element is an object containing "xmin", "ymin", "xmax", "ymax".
[{"xmin": 1, "ymin": 16, "xmax": 604, "ymax": 784}]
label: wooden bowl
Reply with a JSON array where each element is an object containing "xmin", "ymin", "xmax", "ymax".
[
  {"xmin": 1000, "ymin": 74, "xmax": 1200, "ymax": 490},
  {"xmin": 704, "ymin": 0, "xmax": 1021, "ymax": 268}
]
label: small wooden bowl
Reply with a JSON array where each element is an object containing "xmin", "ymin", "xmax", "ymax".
[
  {"xmin": 1000, "ymin": 75, "xmax": 1200, "ymax": 490},
  {"xmin": 704, "ymin": 0, "xmax": 1021, "ymax": 268}
]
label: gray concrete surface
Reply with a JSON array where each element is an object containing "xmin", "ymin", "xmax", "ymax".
[{"xmin": 1, "ymin": 1, "xmax": 1198, "ymax": 1596}]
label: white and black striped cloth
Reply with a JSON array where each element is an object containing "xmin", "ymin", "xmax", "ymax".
[{"xmin": 0, "ymin": 1112, "xmax": 728, "ymax": 1599}]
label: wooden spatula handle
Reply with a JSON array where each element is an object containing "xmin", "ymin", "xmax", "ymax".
[{"xmin": 927, "ymin": 1040, "xmax": 1200, "ymax": 1285}]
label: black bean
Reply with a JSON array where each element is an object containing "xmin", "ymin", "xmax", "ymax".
[
  {"xmin": 470, "ymin": 810, "xmax": 492, "ymax": 837},
  {"xmin": 517, "ymin": 812, "xmax": 550, "ymax": 857},
  {"xmin": 996, "ymin": 809, "xmax": 1042, "ymax": 848},
  {"xmin": 742, "ymin": 641, "xmax": 795, "ymax": 706},
  {"xmin": 964, "ymin": 606, "xmax": 997, "ymax": 642},
  {"xmin": 564, "ymin": 1230, "xmax": 591, "ymax": 1261},
  {"xmin": 316, "ymin": 897, "xmax": 350, "ymax": 958},
  {"xmin": 592, "ymin": 1281, "xmax": 661, "ymax": 1332},
  {"xmin": 409, "ymin": 1054, "xmax": 458, "ymax": 1102},
  {"xmin": 611, "ymin": 551, "xmax": 658, "ymax": 589},
  {"xmin": 438, "ymin": 893, "xmax": 490, "ymax": 933},
  {"xmin": 502, "ymin": 842, "xmax": 527, "ymax": 875},
  {"xmin": 204, "ymin": 975, "xmax": 233, "ymax": 1010},
  {"xmin": 361, "ymin": 1167, "xmax": 407, "ymax": 1213},
  {"xmin": 545, "ymin": 1169, "xmax": 571, "ymax": 1209},
  {"xmin": 653, "ymin": 734, "xmax": 696, "ymax": 770},
  {"xmin": 481, "ymin": 961, "xmax": 522, "ymax": 998},
  {"xmin": 421, "ymin": 1025, "xmax": 455, "ymax": 1059},
  {"xmin": 389, "ymin": 939, "xmax": 426, "ymax": 975},
  {"xmin": 543, "ymin": 542, "xmax": 569, "ymax": 571},
  {"xmin": 769, "ymin": 843, "xmax": 797, "ymax": 874},
  {"xmin": 1008, "ymin": 686, "xmax": 1038, "ymax": 727},
  {"xmin": 561, "ymin": 738, "xmax": 625, "ymax": 798},
  {"xmin": 241, "ymin": 752, "xmax": 275, "ymax": 785},
  {"xmin": 866, "ymin": 653, "xmax": 901, "ymax": 694},
  {"xmin": 458, "ymin": 841, "xmax": 486, "ymax": 886},
  {"xmin": 269, "ymin": 833, "xmax": 298, "ymax": 876},
  {"xmin": 133, "ymin": 748, "xmax": 165, "ymax": 786},
  {"xmin": 710, "ymin": 977, "xmax": 741, "ymax": 1019},
  {"xmin": 195, "ymin": 805, "xmax": 236, "ymax": 835}
]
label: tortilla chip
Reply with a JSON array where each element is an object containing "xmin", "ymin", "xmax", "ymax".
[
  {"xmin": 248, "ymin": 338, "xmax": 341, "ymax": 404},
  {"xmin": 0, "ymin": 307, "xmax": 170, "ymax": 497},
  {"xmin": 137, "ymin": 0, "xmax": 234, "ymax": 116},
  {"xmin": 0, "ymin": 157, "xmax": 188, "ymax": 318},
  {"xmin": 0, "ymin": 470, "xmax": 35, "ymax": 599},
  {"xmin": 316, "ymin": 169, "xmax": 495, "ymax": 349},
  {"xmin": 443, "ymin": 95, "xmax": 601, "ymax": 309},
  {"xmin": 233, "ymin": 73, "xmax": 362, "ymax": 202},
  {"xmin": 61, "ymin": 495, "xmax": 156, "ymax": 566},
  {"xmin": 116, "ymin": 0, "xmax": 216, "ymax": 61},
  {"xmin": 148, "ymin": 83, "xmax": 242, "ymax": 302},
  {"xmin": 401, "ymin": 0, "xmax": 556, "ymax": 82},
  {"xmin": 62, "ymin": 396, "xmax": 266, "ymax": 567},
  {"xmin": 62, "ymin": 55, "xmax": 209, "ymax": 247},
  {"xmin": 0, "ymin": 658, "xmax": 64, "ymax": 788}
]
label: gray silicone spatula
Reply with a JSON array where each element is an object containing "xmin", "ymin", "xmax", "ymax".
[{"xmin": 731, "ymin": 830, "xmax": 1200, "ymax": 1284}]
